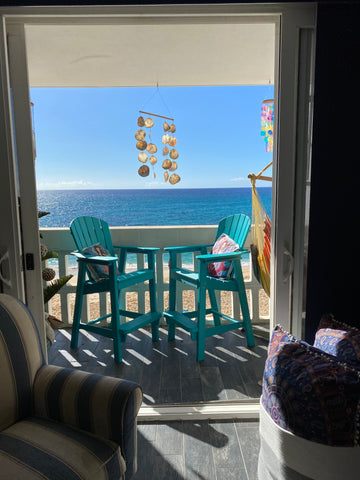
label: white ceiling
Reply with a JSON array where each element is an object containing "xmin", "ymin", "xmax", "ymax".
[{"xmin": 25, "ymin": 22, "xmax": 275, "ymax": 88}]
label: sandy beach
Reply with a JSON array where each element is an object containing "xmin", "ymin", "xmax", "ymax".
[{"xmin": 49, "ymin": 264, "xmax": 270, "ymax": 325}]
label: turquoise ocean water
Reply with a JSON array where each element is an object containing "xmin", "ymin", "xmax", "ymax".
[
  {"xmin": 38, "ymin": 187, "xmax": 271, "ymax": 227},
  {"xmin": 38, "ymin": 187, "xmax": 272, "ymax": 270}
]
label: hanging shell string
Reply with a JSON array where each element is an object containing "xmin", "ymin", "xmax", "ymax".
[{"xmin": 136, "ymin": 85, "xmax": 180, "ymax": 184}]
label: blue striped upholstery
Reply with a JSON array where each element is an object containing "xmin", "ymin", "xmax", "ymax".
[
  {"xmin": 0, "ymin": 295, "xmax": 44, "ymax": 431},
  {"xmin": 0, "ymin": 417, "xmax": 124, "ymax": 479},
  {"xmin": 33, "ymin": 365, "xmax": 142, "ymax": 477},
  {"xmin": 0, "ymin": 294, "xmax": 142, "ymax": 480}
]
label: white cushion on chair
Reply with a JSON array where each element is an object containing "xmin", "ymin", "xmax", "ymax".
[{"xmin": 207, "ymin": 233, "xmax": 239, "ymax": 278}]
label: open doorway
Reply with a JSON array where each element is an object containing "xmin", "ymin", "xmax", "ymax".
[{"xmin": 1, "ymin": 3, "xmax": 316, "ymax": 419}]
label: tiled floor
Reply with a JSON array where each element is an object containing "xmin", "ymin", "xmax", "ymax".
[
  {"xmin": 136, "ymin": 419, "xmax": 260, "ymax": 480},
  {"xmin": 48, "ymin": 325, "xmax": 268, "ymax": 405},
  {"xmin": 48, "ymin": 325, "xmax": 267, "ymax": 479}
]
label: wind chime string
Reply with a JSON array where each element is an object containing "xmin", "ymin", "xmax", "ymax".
[
  {"xmin": 139, "ymin": 84, "xmax": 174, "ymax": 119},
  {"xmin": 156, "ymin": 86, "xmax": 174, "ymax": 119},
  {"xmin": 139, "ymin": 86, "xmax": 159, "ymax": 112}
]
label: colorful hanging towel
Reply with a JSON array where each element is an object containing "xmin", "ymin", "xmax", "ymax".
[
  {"xmin": 249, "ymin": 176, "xmax": 271, "ymax": 296},
  {"xmin": 260, "ymin": 101, "xmax": 274, "ymax": 152}
]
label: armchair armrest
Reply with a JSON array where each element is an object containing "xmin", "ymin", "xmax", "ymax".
[{"xmin": 33, "ymin": 365, "xmax": 142, "ymax": 473}]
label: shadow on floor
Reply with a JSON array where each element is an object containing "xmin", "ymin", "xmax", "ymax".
[
  {"xmin": 48, "ymin": 325, "xmax": 268, "ymax": 405},
  {"xmin": 48, "ymin": 326, "xmax": 265, "ymax": 479},
  {"xmin": 135, "ymin": 419, "xmax": 260, "ymax": 480}
]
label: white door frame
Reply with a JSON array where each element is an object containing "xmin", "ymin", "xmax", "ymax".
[
  {"xmin": 0, "ymin": 18, "xmax": 25, "ymax": 302},
  {"xmin": 0, "ymin": 3, "xmax": 316, "ymax": 419},
  {"xmin": 3, "ymin": 21, "xmax": 46, "ymax": 350},
  {"xmin": 271, "ymin": 6, "xmax": 317, "ymax": 337}
]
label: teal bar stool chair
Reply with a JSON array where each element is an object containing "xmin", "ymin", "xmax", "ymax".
[
  {"xmin": 164, "ymin": 214, "xmax": 255, "ymax": 361},
  {"xmin": 70, "ymin": 216, "xmax": 161, "ymax": 362}
]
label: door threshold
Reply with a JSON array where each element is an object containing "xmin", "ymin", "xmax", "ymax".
[{"xmin": 138, "ymin": 399, "xmax": 260, "ymax": 422}]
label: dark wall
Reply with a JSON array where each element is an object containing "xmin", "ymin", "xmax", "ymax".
[{"xmin": 305, "ymin": 2, "xmax": 360, "ymax": 342}]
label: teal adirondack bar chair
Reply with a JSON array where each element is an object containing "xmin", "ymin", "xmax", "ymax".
[
  {"xmin": 164, "ymin": 214, "xmax": 255, "ymax": 361},
  {"xmin": 70, "ymin": 216, "xmax": 161, "ymax": 362}
]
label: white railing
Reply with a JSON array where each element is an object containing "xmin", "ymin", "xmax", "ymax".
[{"xmin": 40, "ymin": 225, "xmax": 269, "ymax": 327}]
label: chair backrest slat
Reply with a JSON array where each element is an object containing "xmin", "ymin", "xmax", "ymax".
[
  {"xmin": 216, "ymin": 214, "xmax": 250, "ymax": 248},
  {"xmin": 70, "ymin": 216, "xmax": 114, "ymax": 255}
]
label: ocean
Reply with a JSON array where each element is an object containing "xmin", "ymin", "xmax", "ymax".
[
  {"xmin": 37, "ymin": 187, "xmax": 272, "ymax": 228},
  {"xmin": 37, "ymin": 187, "xmax": 272, "ymax": 271}
]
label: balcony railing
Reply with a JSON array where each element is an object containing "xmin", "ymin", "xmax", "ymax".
[{"xmin": 40, "ymin": 225, "xmax": 269, "ymax": 327}]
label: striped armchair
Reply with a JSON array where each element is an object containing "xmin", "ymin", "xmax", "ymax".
[{"xmin": 0, "ymin": 294, "xmax": 142, "ymax": 480}]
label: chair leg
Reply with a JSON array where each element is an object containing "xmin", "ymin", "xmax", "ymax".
[
  {"xmin": 150, "ymin": 277, "xmax": 159, "ymax": 342},
  {"xmin": 208, "ymin": 289, "xmax": 221, "ymax": 326},
  {"xmin": 167, "ymin": 255, "xmax": 177, "ymax": 341},
  {"xmin": 196, "ymin": 265, "xmax": 207, "ymax": 361},
  {"xmin": 71, "ymin": 263, "xmax": 86, "ymax": 349},
  {"xmin": 148, "ymin": 252, "xmax": 159, "ymax": 342},
  {"xmin": 240, "ymin": 294, "xmax": 255, "ymax": 348},
  {"xmin": 234, "ymin": 261, "xmax": 255, "ymax": 348},
  {"xmin": 109, "ymin": 265, "xmax": 122, "ymax": 363}
]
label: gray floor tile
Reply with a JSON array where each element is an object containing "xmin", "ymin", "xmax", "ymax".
[
  {"xmin": 235, "ymin": 421, "xmax": 260, "ymax": 480},
  {"xmin": 209, "ymin": 421, "xmax": 245, "ymax": 470},
  {"xmin": 184, "ymin": 455, "xmax": 216, "ymax": 480},
  {"xmin": 215, "ymin": 467, "xmax": 248, "ymax": 480},
  {"xmin": 200, "ymin": 366, "xmax": 227, "ymax": 401},
  {"xmin": 181, "ymin": 376, "xmax": 204, "ymax": 402},
  {"xmin": 153, "ymin": 454, "xmax": 184, "ymax": 480},
  {"xmin": 154, "ymin": 422, "xmax": 183, "ymax": 456},
  {"xmin": 183, "ymin": 421, "xmax": 224, "ymax": 451},
  {"xmin": 138, "ymin": 423, "xmax": 158, "ymax": 443}
]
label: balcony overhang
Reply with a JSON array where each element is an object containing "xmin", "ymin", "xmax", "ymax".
[{"xmin": 25, "ymin": 22, "xmax": 275, "ymax": 88}]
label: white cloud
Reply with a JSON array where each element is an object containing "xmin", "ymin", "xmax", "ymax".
[
  {"xmin": 37, "ymin": 179, "xmax": 97, "ymax": 189},
  {"xmin": 143, "ymin": 180, "xmax": 165, "ymax": 188},
  {"xmin": 230, "ymin": 177, "xmax": 246, "ymax": 182}
]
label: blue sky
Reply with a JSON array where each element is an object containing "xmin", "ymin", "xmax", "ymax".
[{"xmin": 30, "ymin": 85, "xmax": 274, "ymax": 190}]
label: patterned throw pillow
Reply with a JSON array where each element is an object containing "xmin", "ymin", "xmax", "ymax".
[
  {"xmin": 207, "ymin": 233, "xmax": 240, "ymax": 279},
  {"xmin": 314, "ymin": 314, "xmax": 360, "ymax": 367},
  {"xmin": 262, "ymin": 325, "xmax": 360, "ymax": 446},
  {"xmin": 81, "ymin": 243, "xmax": 115, "ymax": 281}
]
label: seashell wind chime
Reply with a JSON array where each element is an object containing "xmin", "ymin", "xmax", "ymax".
[{"xmin": 135, "ymin": 110, "xmax": 181, "ymax": 185}]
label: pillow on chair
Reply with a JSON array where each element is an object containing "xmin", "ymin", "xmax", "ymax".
[
  {"xmin": 314, "ymin": 314, "xmax": 360, "ymax": 367},
  {"xmin": 207, "ymin": 233, "xmax": 240, "ymax": 278},
  {"xmin": 81, "ymin": 243, "xmax": 115, "ymax": 281}
]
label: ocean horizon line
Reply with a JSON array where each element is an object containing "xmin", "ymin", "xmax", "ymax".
[{"xmin": 37, "ymin": 186, "xmax": 271, "ymax": 192}]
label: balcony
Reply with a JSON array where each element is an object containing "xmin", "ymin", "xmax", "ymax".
[
  {"xmin": 42, "ymin": 224, "xmax": 270, "ymax": 409},
  {"xmin": 41, "ymin": 224, "xmax": 270, "ymax": 328}
]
